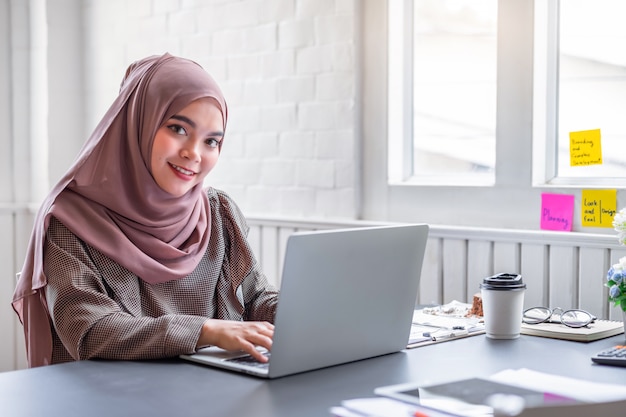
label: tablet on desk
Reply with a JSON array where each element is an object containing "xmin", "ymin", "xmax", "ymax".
[{"xmin": 375, "ymin": 378, "xmax": 579, "ymax": 417}]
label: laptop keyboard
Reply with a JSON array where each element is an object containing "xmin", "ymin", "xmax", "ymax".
[{"xmin": 225, "ymin": 352, "xmax": 271, "ymax": 369}]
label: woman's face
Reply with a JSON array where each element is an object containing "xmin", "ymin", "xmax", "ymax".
[{"xmin": 151, "ymin": 97, "xmax": 224, "ymax": 197}]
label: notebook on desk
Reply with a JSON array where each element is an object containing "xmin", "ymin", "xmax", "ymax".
[{"xmin": 180, "ymin": 224, "xmax": 429, "ymax": 378}]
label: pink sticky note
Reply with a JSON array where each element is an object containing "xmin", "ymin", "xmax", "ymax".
[{"xmin": 541, "ymin": 193, "xmax": 574, "ymax": 231}]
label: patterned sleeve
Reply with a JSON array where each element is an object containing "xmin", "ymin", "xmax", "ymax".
[
  {"xmin": 210, "ymin": 188, "xmax": 279, "ymax": 323},
  {"xmin": 44, "ymin": 217, "xmax": 206, "ymax": 361}
]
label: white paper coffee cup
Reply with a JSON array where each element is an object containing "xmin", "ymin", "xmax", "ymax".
[{"xmin": 480, "ymin": 273, "xmax": 526, "ymax": 339}]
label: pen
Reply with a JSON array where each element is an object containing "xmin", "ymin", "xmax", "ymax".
[
  {"xmin": 422, "ymin": 325, "xmax": 469, "ymax": 340},
  {"xmin": 431, "ymin": 330, "xmax": 468, "ymax": 340}
]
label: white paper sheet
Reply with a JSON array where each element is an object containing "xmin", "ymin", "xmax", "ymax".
[{"xmin": 488, "ymin": 368, "xmax": 626, "ymax": 403}]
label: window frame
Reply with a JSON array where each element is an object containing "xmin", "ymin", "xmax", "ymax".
[
  {"xmin": 362, "ymin": 0, "xmax": 621, "ymax": 231},
  {"xmin": 388, "ymin": 0, "xmax": 498, "ymax": 187},
  {"xmin": 533, "ymin": 0, "xmax": 626, "ymax": 188}
]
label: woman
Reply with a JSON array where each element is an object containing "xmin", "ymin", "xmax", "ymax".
[{"xmin": 12, "ymin": 53, "xmax": 278, "ymax": 368}]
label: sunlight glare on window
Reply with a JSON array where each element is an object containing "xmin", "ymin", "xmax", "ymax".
[
  {"xmin": 556, "ymin": 0, "xmax": 626, "ymax": 180},
  {"xmin": 412, "ymin": 0, "xmax": 497, "ymax": 183}
]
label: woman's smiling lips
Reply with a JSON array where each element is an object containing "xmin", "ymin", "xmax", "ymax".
[{"xmin": 169, "ymin": 162, "xmax": 196, "ymax": 179}]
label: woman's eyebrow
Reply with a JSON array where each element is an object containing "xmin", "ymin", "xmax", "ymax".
[
  {"xmin": 170, "ymin": 114, "xmax": 196, "ymax": 127},
  {"xmin": 169, "ymin": 114, "xmax": 224, "ymax": 136}
]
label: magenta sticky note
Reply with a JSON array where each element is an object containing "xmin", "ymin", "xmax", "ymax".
[{"xmin": 541, "ymin": 193, "xmax": 574, "ymax": 231}]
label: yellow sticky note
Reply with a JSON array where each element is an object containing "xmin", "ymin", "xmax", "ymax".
[
  {"xmin": 581, "ymin": 189, "xmax": 616, "ymax": 228},
  {"xmin": 570, "ymin": 129, "xmax": 602, "ymax": 166}
]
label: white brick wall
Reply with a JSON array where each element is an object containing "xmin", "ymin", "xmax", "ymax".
[
  {"xmin": 279, "ymin": 20, "xmax": 315, "ymax": 49},
  {"xmin": 278, "ymin": 76, "xmax": 315, "ymax": 101},
  {"xmin": 82, "ymin": 0, "xmax": 358, "ymax": 219},
  {"xmin": 279, "ymin": 132, "xmax": 316, "ymax": 158}
]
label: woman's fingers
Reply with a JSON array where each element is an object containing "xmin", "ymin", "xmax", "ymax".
[
  {"xmin": 244, "ymin": 322, "xmax": 274, "ymax": 349},
  {"xmin": 198, "ymin": 319, "xmax": 275, "ymax": 358},
  {"xmin": 236, "ymin": 322, "xmax": 274, "ymax": 362}
]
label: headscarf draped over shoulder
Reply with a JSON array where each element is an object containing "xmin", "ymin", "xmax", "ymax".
[{"xmin": 12, "ymin": 53, "xmax": 227, "ymax": 367}]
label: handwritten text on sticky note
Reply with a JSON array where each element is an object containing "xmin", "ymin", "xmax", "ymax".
[
  {"xmin": 541, "ymin": 193, "xmax": 574, "ymax": 231},
  {"xmin": 570, "ymin": 129, "xmax": 602, "ymax": 166},
  {"xmin": 581, "ymin": 189, "xmax": 616, "ymax": 228}
]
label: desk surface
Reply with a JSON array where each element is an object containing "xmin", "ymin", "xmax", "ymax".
[{"xmin": 1, "ymin": 334, "xmax": 625, "ymax": 417}]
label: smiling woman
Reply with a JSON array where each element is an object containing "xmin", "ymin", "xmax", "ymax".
[
  {"xmin": 12, "ymin": 53, "xmax": 279, "ymax": 368},
  {"xmin": 151, "ymin": 98, "xmax": 224, "ymax": 197}
]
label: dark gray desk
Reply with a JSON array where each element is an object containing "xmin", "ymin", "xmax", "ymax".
[{"xmin": 1, "ymin": 334, "xmax": 625, "ymax": 417}]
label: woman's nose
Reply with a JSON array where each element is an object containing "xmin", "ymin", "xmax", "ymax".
[{"xmin": 180, "ymin": 141, "xmax": 200, "ymax": 161}]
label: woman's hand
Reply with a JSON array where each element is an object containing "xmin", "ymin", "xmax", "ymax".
[{"xmin": 197, "ymin": 319, "xmax": 274, "ymax": 362}]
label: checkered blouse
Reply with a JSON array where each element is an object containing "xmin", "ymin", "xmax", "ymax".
[{"xmin": 43, "ymin": 188, "xmax": 278, "ymax": 364}]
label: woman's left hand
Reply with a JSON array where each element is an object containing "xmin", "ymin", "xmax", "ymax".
[{"xmin": 196, "ymin": 319, "xmax": 274, "ymax": 362}]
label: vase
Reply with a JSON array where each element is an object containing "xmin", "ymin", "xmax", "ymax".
[{"xmin": 623, "ymin": 310, "xmax": 626, "ymax": 337}]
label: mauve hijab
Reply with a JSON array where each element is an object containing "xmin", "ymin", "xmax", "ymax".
[{"xmin": 12, "ymin": 53, "xmax": 227, "ymax": 367}]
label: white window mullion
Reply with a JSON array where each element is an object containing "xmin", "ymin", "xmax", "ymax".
[
  {"xmin": 494, "ymin": 0, "xmax": 534, "ymax": 187},
  {"xmin": 532, "ymin": 0, "xmax": 560, "ymax": 186},
  {"xmin": 388, "ymin": 0, "xmax": 414, "ymax": 183}
]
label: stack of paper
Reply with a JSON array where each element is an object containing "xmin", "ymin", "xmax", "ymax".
[
  {"xmin": 408, "ymin": 301, "xmax": 485, "ymax": 348},
  {"xmin": 330, "ymin": 369, "xmax": 626, "ymax": 417}
]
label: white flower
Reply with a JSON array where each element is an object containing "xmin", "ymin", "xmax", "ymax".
[
  {"xmin": 613, "ymin": 208, "xmax": 626, "ymax": 234},
  {"xmin": 616, "ymin": 256, "xmax": 626, "ymax": 271}
]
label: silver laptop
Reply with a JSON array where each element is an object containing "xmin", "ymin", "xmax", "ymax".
[{"xmin": 180, "ymin": 224, "xmax": 429, "ymax": 378}]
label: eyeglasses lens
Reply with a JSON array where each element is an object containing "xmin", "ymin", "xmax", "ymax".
[
  {"xmin": 560, "ymin": 310, "xmax": 593, "ymax": 328},
  {"xmin": 523, "ymin": 307, "xmax": 551, "ymax": 324}
]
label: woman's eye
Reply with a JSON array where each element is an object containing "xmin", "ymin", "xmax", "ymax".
[
  {"xmin": 206, "ymin": 138, "xmax": 221, "ymax": 148},
  {"xmin": 167, "ymin": 124, "xmax": 187, "ymax": 135}
]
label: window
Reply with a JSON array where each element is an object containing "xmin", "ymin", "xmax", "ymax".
[
  {"xmin": 535, "ymin": 0, "xmax": 626, "ymax": 185},
  {"xmin": 373, "ymin": 0, "xmax": 626, "ymax": 230},
  {"xmin": 389, "ymin": 0, "xmax": 498, "ymax": 185},
  {"xmin": 391, "ymin": 0, "xmax": 626, "ymax": 187}
]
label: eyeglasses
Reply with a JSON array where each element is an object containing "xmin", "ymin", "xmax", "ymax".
[{"xmin": 522, "ymin": 307, "xmax": 596, "ymax": 328}]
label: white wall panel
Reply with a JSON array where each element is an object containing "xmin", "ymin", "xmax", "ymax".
[
  {"xmin": 247, "ymin": 217, "xmax": 622, "ymax": 321},
  {"xmin": 442, "ymin": 239, "xmax": 467, "ymax": 303},
  {"xmin": 420, "ymin": 237, "xmax": 442, "ymax": 305},
  {"xmin": 493, "ymin": 242, "xmax": 520, "ymax": 276},
  {"xmin": 467, "ymin": 240, "xmax": 493, "ymax": 301},
  {"xmin": 260, "ymin": 227, "xmax": 280, "ymax": 289},
  {"xmin": 547, "ymin": 246, "xmax": 578, "ymax": 310},
  {"xmin": 579, "ymin": 247, "xmax": 609, "ymax": 320},
  {"xmin": 276, "ymin": 227, "xmax": 297, "ymax": 286},
  {"xmin": 520, "ymin": 243, "xmax": 548, "ymax": 308}
]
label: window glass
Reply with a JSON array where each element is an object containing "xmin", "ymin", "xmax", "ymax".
[
  {"xmin": 557, "ymin": 0, "xmax": 626, "ymax": 179},
  {"xmin": 412, "ymin": 0, "xmax": 498, "ymax": 182}
]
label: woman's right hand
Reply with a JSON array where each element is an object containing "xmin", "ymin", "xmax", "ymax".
[{"xmin": 196, "ymin": 319, "xmax": 274, "ymax": 362}]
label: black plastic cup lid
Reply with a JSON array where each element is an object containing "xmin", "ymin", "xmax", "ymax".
[{"xmin": 480, "ymin": 273, "xmax": 526, "ymax": 290}]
